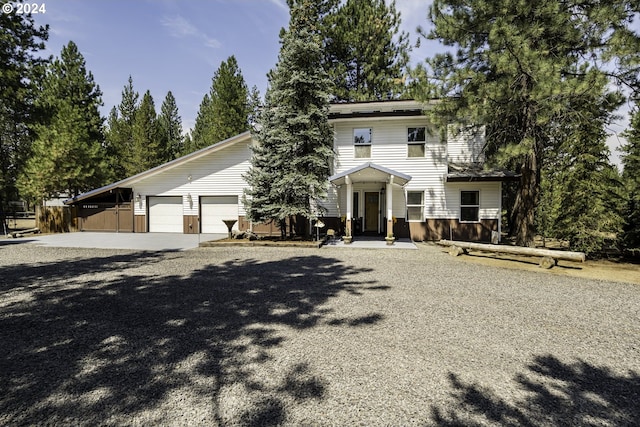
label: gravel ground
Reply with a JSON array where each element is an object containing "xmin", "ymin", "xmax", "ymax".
[{"xmin": 1, "ymin": 241, "xmax": 639, "ymax": 426}]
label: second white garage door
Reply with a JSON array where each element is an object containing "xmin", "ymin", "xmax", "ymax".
[
  {"xmin": 201, "ymin": 196, "xmax": 239, "ymax": 233},
  {"xmin": 148, "ymin": 196, "xmax": 183, "ymax": 233}
]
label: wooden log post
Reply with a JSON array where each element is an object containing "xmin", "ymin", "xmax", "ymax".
[
  {"xmin": 448, "ymin": 245, "xmax": 467, "ymax": 257},
  {"xmin": 438, "ymin": 239, "xmax": 585, "ymax": 268},
  {"xmin": 539, "ymin": 256, "xmax": 557, "ymax": 269}
]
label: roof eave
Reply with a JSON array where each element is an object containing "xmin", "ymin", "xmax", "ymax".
[{"xmin": 65, "ymin": 131, "xmax": 252, "ymax": 205}]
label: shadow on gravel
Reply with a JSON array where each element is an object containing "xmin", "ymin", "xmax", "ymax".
[
  {"xmin": 0, "ymin": 250, "xmax": 173, "ymax": 292},
  {"xmin": 0, "ymin": 238, "xmax": 36, "ymax": 246},
  {"xmin": 0, "ymin": 252, "xmax": 383, "ymax": 425},
  {"xmin": 431, "ymin": 354, "xmax": 640, "ymax": 426}
]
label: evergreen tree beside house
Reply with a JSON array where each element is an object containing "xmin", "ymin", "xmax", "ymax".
[
  {"xmin": 187, "ymin": 56, "xmax": 251, "ymax": 154},
  {"xmin": 621, "ymin": 104, "xmax": 640, "ymax": 252},
  {"xmin": 130, "ymin": 90, "xmax": 162, "ymax": 175},
  {"xmin": 414, "ymin": 0, "xmax": 640, "ymax": 249},
  {"xmin": 549, "ymin": 87, "xmax": 625, "ymax": 256},
  {"xmin": 0, "ymin": 6, "xmax": 48, "ymax": 216},
  {"xmin": 324, "ymin": 0, "xmax": 410, "ymax": 101},
  {"xmin": 18, "ymin": 41, "xmax": 108, "ymax": 202},
  {"xmin": 243, "ymin": 0, "xmax": 333, "ymax": 238},
  {"xmin": 158, "ymin": 91, "xmax": 184, "ymax": 161},
  {"xmin": 105, "ymin": 76, "xmax": 139, "ymax": 181}
]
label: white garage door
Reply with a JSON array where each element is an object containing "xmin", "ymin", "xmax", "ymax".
[
  {"xmin": 148, "ymin": 196, "xmax": 183, "ymax": 233},
  {"xmin": 201, "ymin": 196, "xmax": 238, "ymax": 233}
]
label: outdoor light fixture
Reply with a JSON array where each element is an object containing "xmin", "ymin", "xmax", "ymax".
[
  {"xmin": 135, "ymin": 193, "xmax": 141, "ymax": 203},
  {"xmin": 380, "ymin": 187, "xmax": 385, "ymax": 194},
  {"xmin": 187, "ymin": 174, "xmax": 192, "ymax": 183},
  {"xmin": 187, "ymin": 193, "xmax": 193, "ymax": 204}
]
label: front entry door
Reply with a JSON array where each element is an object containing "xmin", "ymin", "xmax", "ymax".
[{"xmin": 364, "ymin": 192, "xmax": 379, "ymax": 232}]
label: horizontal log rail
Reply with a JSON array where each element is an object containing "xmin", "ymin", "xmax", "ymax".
[
  {"xmin": 7, "ymin": 227, "xmax": 40, "ymax": 238},
  {"xmin": 438, "ymin": 239, "xmax": 585, "ymax": 268}
]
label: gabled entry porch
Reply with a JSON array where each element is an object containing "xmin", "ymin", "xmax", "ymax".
[{"xmin": 329, "ymin": 163, "xmax": 411, "ymax": 240}]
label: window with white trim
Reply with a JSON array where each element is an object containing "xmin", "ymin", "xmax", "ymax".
[
  {"xmin": 406, "ymin": 191, "xmax": 424, "ymax": 221},
  {"xmin": 407, "ymin": 127, "xmax": 426, "ymax": 158},
  {"xmin": 460, "ymin": 191, "xmax": 480, "ymax": 222},
  {"xmin": 354, "ymin": 128, "xmax": 371, "ymax": 158}
]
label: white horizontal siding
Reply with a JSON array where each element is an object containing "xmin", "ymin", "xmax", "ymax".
[
  {"xmin": 442, "ymin": 182, "xmax": 501, "ymax": 220},
  {"xmin": 330, "ymin": 119, "xmax": 498, "ymax": 221},
  {"xmin": 447, "ymin": 124, "xmax": 485, "ymax": 165},
  {"xmin": 319, "ymin": 185, "xmax": 339, "ymax": 217},
  {"xmin": 334, "ymin": 118, "xmax": 447, "ymax": 186},
  {"xmin": 133, "ymin": 141, "xmax": 252, "ymax": 216},
  {"xmin": 333, "ymin": 118, "xmax": 449, "ymax": 219}
]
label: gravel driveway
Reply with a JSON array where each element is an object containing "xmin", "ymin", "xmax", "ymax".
[{"xmin": 1, "ymin": 241, "xmax": 638, "ymax": 426}]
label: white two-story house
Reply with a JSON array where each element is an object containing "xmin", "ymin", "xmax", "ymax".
[{"xmin": 66, "ymin": 100, "xmax": 517, "ymax": 242}]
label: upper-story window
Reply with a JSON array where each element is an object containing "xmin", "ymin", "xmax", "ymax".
[
  {"xmin": 407, "ymin": 127, "xmax": 426, "ymax": 158},
  {"xmin": 354, "ymin": 128, "xmax": 371, "ymax": 158}
]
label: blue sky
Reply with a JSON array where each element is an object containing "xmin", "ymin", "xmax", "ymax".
[
  {"xmin": 32, "ymin": 0, "xmax": 628, "ymax": 166},
  {"xmin": 33, "ymin": 0, "xmax": 436, "ymax": 132}
]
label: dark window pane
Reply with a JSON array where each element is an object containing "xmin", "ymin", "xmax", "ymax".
[
  {"xmin": 408, "ymin": 127, "xmax": 426, "ymax": 142},
  {"xmin": 353, "ymin": 192, "xmax": 359, "ymax": 217},
  {"xmin": 407, "ymin": 191, "xmax": 423, "ymax": 205},
  {"xmin": 461, "ymin": 191, "xmax": 479, "ymax": 206},
  {"xmin": 460, "ymin": 207, "xmax": 479, "ymax": 222}
]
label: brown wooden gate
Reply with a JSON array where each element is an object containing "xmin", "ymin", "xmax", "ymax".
[{"xmin": 78, "ymin": 202, "xmax": 133, "ymax": 232}]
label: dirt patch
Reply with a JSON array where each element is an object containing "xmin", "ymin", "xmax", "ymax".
[{"xmin": 438, "ymin": 246, "xmax": 640, "ymax": 285}]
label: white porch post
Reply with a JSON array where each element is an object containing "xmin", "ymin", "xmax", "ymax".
[
  {"xmin": 386, "ymin": 175, "xmax": 393, "ymax": 237},
  {"xmin": 345, "ymin": 175, "xmax": 353, "ymax": 236}
]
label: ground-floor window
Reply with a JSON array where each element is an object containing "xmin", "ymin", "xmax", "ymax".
[
  {"xmin": 460, "ymin": 190, "xmax": 480, "ymax": 222},
  {"xmin": 406, "ymin": 191, "xmax": 424, "ymax": 221}
]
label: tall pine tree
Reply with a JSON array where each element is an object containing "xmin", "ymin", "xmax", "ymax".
[
  {"xmin": 209, "ymin": 56, "xmax": 249, "ymax": 144},
  {"xmin": 551, "ymin": 88, "xmax": 625, "ymax": 255},
  {"xmin": 18, "ymin": 41, "xmax": 107, "ymax": 201},
  {"xmin": 188, "ymin": 56, "xmax": 250, "ymax": 152},
  {"xmin": 130, "ymin": 90, "xmax": 161, "ymax": 175},
  {"xmin": 0, "ymin": 1, "xmax": 48, "ymax": 212},
  {"xmin": 415, "ymin": 0, "xmax": 640, "ymax": 247},
  {"xmin": 158, "ymin": 91, "xmax": 183, "ymax": 161},
  {"xmin": 324, "ymin": 0, "xmax": 410, "ymax": 101},
  {"xmin": 621, "ymin": 104, "xmax": 640, "ymax": 250},
  {"xmin": 244, "ymin": 0, "xmax": 333, "ymax": 237},
  {"xmin": 105, "ymin": 76, "xmax": 138, "ymax": 180},
  {"xmin": 186, "ymin": 93, "xmax": 211, "ymax": 154}
]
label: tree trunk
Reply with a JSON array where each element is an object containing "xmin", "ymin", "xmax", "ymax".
[{"xmin": 512, "ymin": 152, "xmax": 538, "ymax": 247}]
